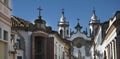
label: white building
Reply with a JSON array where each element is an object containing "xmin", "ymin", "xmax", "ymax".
[
  {"xmin": 49, "ymin": 32, "xmax": 70, "ymax": 59},
  {"xmin": 89, "ymin": 9, "xmax": 102, "ymax": 59},
  {"xmin": 90, "ymin": 11, "xmax": 120, "ymax": 59},
  {"xmin": 58, "ymin": 9, "xmax": 69, "ymax": 39},
  {"xmin": 100, "ymin": 11, "xmax": 120, "ymax": 59},
  {"xmin": 0, "ymin": 0, "xmax": 11, "ymax": 59}
]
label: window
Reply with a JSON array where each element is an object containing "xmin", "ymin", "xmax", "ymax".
[
  {"xmin": 63, "ymin": 52, "xmax": 65, "ymax": 59},
  {"xmin": 55, "ymin": 55, "xmax": 57, "ymax": 59},
  {"xmin": 0, "ymin": 28, "xmax": 1, "ymax": 39},
  {"xmin": 4, "ymin": 30, "xmax": 8, "ymax": 40},
  {"xmin": 4, "ymin": 0, "xmax": 8, "ymax": 6},
  {"xmin": 17, "ymin": 38, "xmax": 21, "ymax": 49},
  {"xmin": 17, "ymin": 56, "xmax": 22, "ymax": 59},
  {"xmin": 67, "ymin": 30, "xmax": 69, "ymax": 35},
  {"xmin": 60, "ymin": 29, "xmax": 63, "ymax": 37}
]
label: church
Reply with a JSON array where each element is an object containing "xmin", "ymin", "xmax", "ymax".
[{"xmin": 0, "ymin": 0, "xmax": 120, "ymax": 59}]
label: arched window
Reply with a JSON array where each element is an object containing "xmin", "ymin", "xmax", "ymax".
[
  {"xmin": 67, "ymin": 30, "xmax": 69, "ymax": 35},
  {"xmin": 60, "ymin": 29, "xmax": 63, "ymax": 37}
]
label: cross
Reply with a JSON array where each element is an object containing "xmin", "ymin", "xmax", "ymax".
[
  {"xmin": 93, "ymin": 6, "xmax": 96, "ymax": 14},
  {"xmin": 37, "ymin": 6, "xmax": 42, "ymax": 16},
  {"xmin": 77, "ymin": 18, "xmax": 80, "ymax": 23},
  {"xmin": 62, "ymin": 8, "xmax": 64, "ymax": 14}
]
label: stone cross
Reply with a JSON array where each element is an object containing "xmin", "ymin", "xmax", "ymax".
[{"xmin": 37, "ymin": 6, "xmax": 42, "ymax": 16}]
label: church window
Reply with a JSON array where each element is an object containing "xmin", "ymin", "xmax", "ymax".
[
  {"xmin": 17, "ymin": 38, "xmax": 21, "ymax": 49},
  {"xmin": 60, "ymin": 29, "xmax": 63, "ymax": 37},
  {"xmin": 67, "ymin": 30, "xmax": 69, "ymax": 35},
  {"xmin": 3, "ymin": 30, "xmax": 8, "ymax": 40}
]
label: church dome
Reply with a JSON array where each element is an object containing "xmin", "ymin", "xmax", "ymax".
[{"xmin": 34, "ymin": 16, "xmax": 46, "ymax": 24}]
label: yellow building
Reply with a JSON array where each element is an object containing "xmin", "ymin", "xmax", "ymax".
[{"xmin": 0, "ymin": 0, "xmax": 11, "ymax": 59}]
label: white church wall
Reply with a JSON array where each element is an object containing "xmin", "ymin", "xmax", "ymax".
[{"xmin": 17, "ymin": 30, "xmax": 32, "ymax": 59}]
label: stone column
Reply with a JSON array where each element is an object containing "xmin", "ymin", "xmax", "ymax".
[
  {"xmin": 108, "ymin": 44, "xmax": 110, "ymax": 59},
  {"xmin": 106, "ymin": 45, "xmax": 108, "ymax": 59},
  {"xmin": 112, "ymin": 41, "xmax": 114, "ymax": 59},
  {"xmin": 110, "ymin": 42, "xmax": 112, "ymax": 59}
]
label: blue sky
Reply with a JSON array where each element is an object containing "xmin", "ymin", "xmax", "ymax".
[{"xmin": 12, "ymin": 0, "xmax": 120, "ymax": 33}]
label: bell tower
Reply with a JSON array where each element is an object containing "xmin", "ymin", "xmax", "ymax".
[
  {"xmin": 58, "ymin": 9, "xmax": 69, "ymax": 39},
  {"xmin": 89, "ymin": 8, "xmax": 100, "ymax": 38}
]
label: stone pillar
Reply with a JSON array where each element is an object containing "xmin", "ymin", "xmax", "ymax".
[
  {"xmin": 107, "ymin": 44, "xmax": 110, "ymax": 59},
  {"xmin": 106, "ymin": 45, "xmax": 109, "ymax": 59},
  {"xmin": 110, "ymin": 42, "xmax": 113, "ymax": 59},
  {"xmin": 112, "ymin": 41, "xmax": 114, "ymax": 59}
]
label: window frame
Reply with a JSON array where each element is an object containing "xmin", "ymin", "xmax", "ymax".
[{"xmin": 3, "ymin": 30, "xmax": 8, "ymax": 40}]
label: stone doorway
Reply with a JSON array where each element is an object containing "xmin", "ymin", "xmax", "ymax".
[{"xmin": 34, "ymin": 36, "xmax": 45, "ymax": 59}]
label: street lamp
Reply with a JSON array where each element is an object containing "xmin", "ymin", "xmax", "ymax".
[{"xmin": 9, "ymin": 43, "xmax": 17, "ymax": 56}]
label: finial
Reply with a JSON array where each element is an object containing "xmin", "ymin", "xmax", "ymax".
[
  {"xmin": 93, "ymin": 6, "xmax": 96, "ymax": 14},
  {"xmin": 86, "ymin": 27, "xmax": 88, "ymax": 35},
  {"xmin": 75, "ymin": 18, "xmax": 82, "ymax": 32},
  {"xmin": 62, "ymin": 8, "xmax": 64, "ymax": 15},
  {"xmin": 77, "ymin": 18, "xmax": 80, "ymax": 23},
  {"xmin": 37, "ymin": 6, "xmax": 42, "ymax": 17}
]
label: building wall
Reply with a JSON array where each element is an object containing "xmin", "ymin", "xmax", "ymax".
[
  {"xmin": 17, "ymin": 30, "xmax": 32, "ymax": 59},
  {"xmin": 0, "ymin": 41, "xmax": 6, "ymax": 59},
  {"xmin": 49, "ymin": 34, "xmax": 66, "ymax": 59},
  {"xmin": 16, "ymin": 50, "xmax": 24, "ymax": 59},
  {"xmin": 0, "ymin": 12, "xmax": 11, "ymax": 59},
  {"xmin": 0, "ymin": 0, "xmax": 11, "ymax": 59}
]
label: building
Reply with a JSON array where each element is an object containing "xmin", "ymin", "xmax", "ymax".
[
  {"xmin": 100, "ymin": 11, "xmax": 120, "ymax": 59},
  {"xmin": 0, "ymin": 0, "xmax": 12, "ymax": 59},
  {"xmin": 89, "ymin": 9, "xmax": 101, "ymax": 59},
  {"xmin": 11, "ymin": 8, "xmax": 71, "ymax": 59},
  {"xmin": 58, "ymin": 9, "xmax": 69, "ymax": 39},
  {"xmin": 90, "ymin": 11, "xmax": 120, "ymax": 59},
  {"xmin": 68, "ymin": 18, "xmax": 91, "ymax": 59}
]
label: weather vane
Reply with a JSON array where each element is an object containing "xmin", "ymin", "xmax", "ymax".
[{"xmin": 37, "ymin": 6, "xmax": 42, "ymax": 16}]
